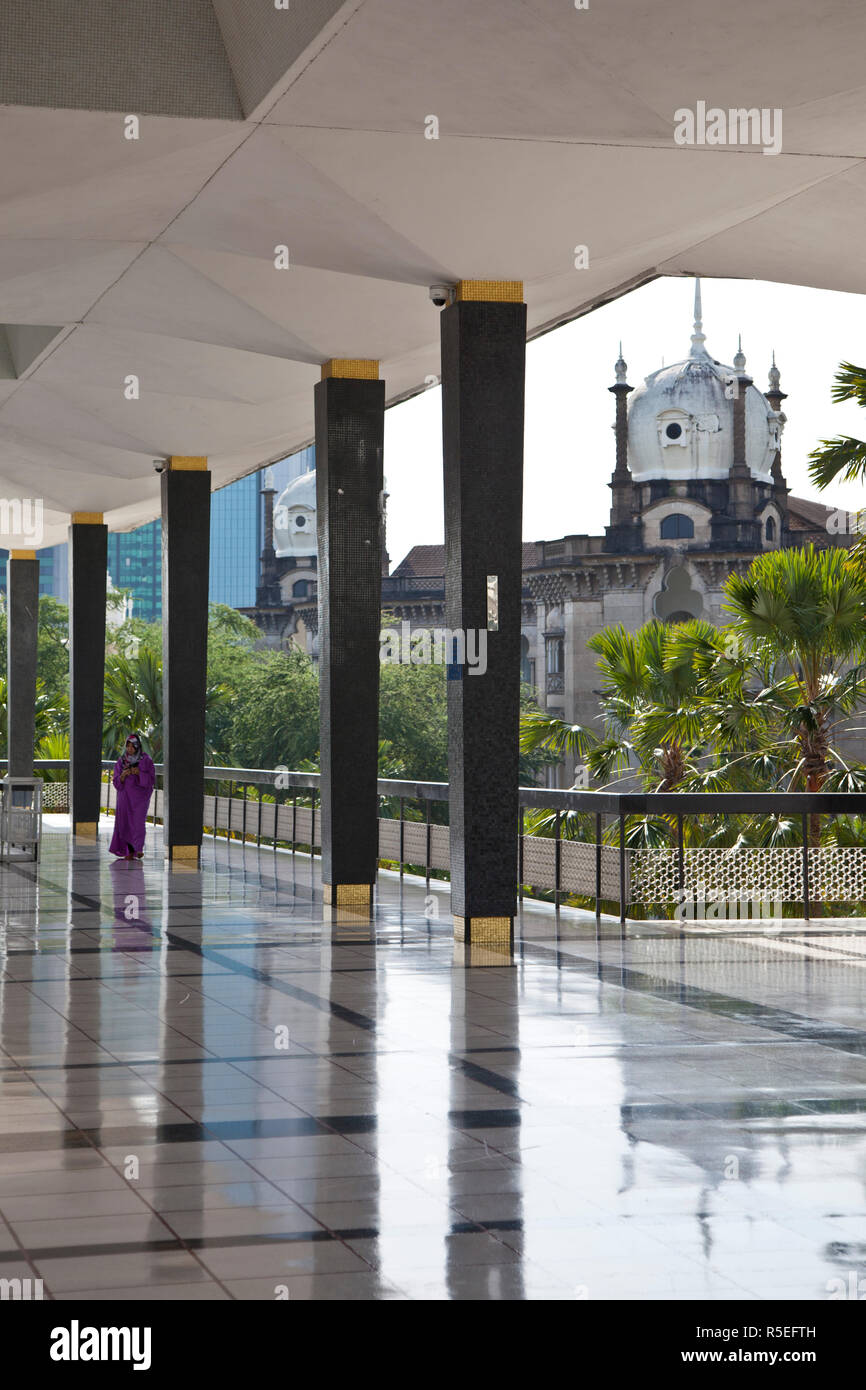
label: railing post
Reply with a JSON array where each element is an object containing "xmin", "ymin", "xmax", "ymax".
[
  {"xmin": 618, "ymin": 810, "xmax": 627, "ymax": 927},
  {"xmin": 801, "ymin": 811, "xmax": 810, "ymax": 922},
  {"xmin": 554, "ymin": 809, "xmax": 562, "ymax": 913},
  {"xmin": 677, "ymin": 813, "xmax": 685, "ymax": 911},
  {"xmin": 425, "ymin": 800, "xmax": 432, "ymax": 886},
  {"xmin": 518, "ymin": 805, "xmax": 524, "ymax": 903},
  {"xmin": 242, "ymin": 785, "xmax": 247, "ymax": 843},
  {"xmin": 399, "ymin": 796, "xmax": 405, "ymax": 879},
  {"xmin": 257, "ymin": 786, "xmax": 262, "ymax": 850},
  {"xmin": 595, "ymin": 812, "xmax": 602, "ymax": 922},
  {"xmin": 292, "ymin": 794, "xmax": 297, "ymax": 855}
]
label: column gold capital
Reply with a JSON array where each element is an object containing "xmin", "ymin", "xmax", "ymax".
[
  {"xmin": 71, "ymin": 512, "xmax": 104, "ymax": 525},
  {"xmin": 168, "ymin": 457, "xmax": 208, "ymax": 471},
  {"xmin": 9, "ymin": 550, "xmax": 36, "ymax": 560},
  {"xmin": 455, "ymin": 281, "xmax": 524, "ymax": 302},
  {"xmin": 321, "ymin": 360, "xmax": 379, "ymax": 380}
]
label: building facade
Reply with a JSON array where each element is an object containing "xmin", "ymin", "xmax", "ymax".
[{"xmin": 244, "ymin": 286, "xmax": 846, "ymax": 781}]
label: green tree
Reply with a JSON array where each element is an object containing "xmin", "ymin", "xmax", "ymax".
[
  {"xmin": 520, "ymin": 547, "xmax": 866, "ymax": 849},
  {"xmin": 103, "ymin": 645, "xmax": 229, "ymax": 762},
  {"xmin": 227, "ymin": 645, "xmax": 320, "ymax": 770},
  {"xmin": 694, "ymin": 545, "xmax": 866, "ymax": 841},
  {"xmin": 0, "ymin": 595, "xmax": 69, "ymax": 729},
  {"xmin": 808, "ymin": 362, "xmax": 866, "ymax": 492},
  {"xmin": 103, "ymin": 647, "xmax": 164, "ymax": 757},
  {"xmin": 204, "ymin": 605, "xmax": 266, "ymax": 759},
  {"xmin": 0, "ymin": 676, "xmax": 66, "ymax": 759},
  {"xmin": 379, "ymin": 661, "xmax": 448, "ymax": 782},
  {"xmin": 520, "ymin": 618, "xmax": 710, "ymax": 795}
]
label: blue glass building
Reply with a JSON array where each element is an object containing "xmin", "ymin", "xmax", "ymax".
[{"xmin": 0, "ymin": 542, "xmax": 67, "ymax": 601}]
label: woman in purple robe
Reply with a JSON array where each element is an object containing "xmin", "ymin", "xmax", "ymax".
[{"xmin": 109, "ymin": 734, "xmax": 156, "ymax": 859}]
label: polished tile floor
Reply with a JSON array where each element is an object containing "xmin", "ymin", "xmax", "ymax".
[{"xmin": 0, "ymin": 817, "xmax": 865, "ymax": 1300}]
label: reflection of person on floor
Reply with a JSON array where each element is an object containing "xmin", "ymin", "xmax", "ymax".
[
  {"xmin": 109, "ymin": 734, "xmax": 155, "ymax": 860},
  {"xmin": 109, "ymin": 857, "xmax": 154, "ymax": 950}
]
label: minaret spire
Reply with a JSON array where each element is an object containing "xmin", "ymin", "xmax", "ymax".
[
  {"xmin": 765, "ymin": 351, "xmax": 788, "ymax": 494},
  {"xmin": 689, "ymin": 277, "xmax": 708, "ymax": 359},
  {"xmin": 605, "ymin": 343, "xmax": 638, "ymax": 553},
  {"xmin": 733, "ymin": 334, "xmax": 746, "ymax": 370}
]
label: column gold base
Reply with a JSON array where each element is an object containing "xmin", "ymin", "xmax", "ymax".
[
  {"xmin": 72, "ymin": 822, "xmax": 98, "ymax": 838},
  {"xmin": 323, "ymin": 906, "xmax": 374, "ymax": 940},
  {"xmin": 453, "ymin": 915, "xmax": 514, "ymax": 965},
  {"xmin": 166, "ymin": 844, "xmax": 200, "ymax": 862},
  {"xmin": 323, "ymin": 883, "xmax": 372, "ymax": 908}
]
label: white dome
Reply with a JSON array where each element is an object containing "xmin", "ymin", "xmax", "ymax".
[
  {"xmin": 626, "ymin": 286, "xmax": 781, "ymax": 484},
  {"xmin": 274, "ymin": 469, "xmax": 316, "ymax": 558}
]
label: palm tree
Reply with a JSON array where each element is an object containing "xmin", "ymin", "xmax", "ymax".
[
  {"xmin": 722, "ymin": 546, "xmax": 866, "ymax": 803},
  {"xmin": 35, "ymin": 730, "xmax": 71, "ymax": 781},
  {"xmin": 0, "ymin": 676, "xmax": 66, "ymax": 758},
  {"xmin": 520, "ymin": 550, "xmax": 866, "ymax": 850},
  {"xmin": 587, "ymin": 620, "xmax": 714, "ymax": 791},
  {"xmin": 103, "ymin": 648, "xmax": 162, "ymax": 757},
  {"xmin": 808, "ymin": 362, "xmax": 866, "ymax": 492},
  {"xmin": 659, "ymin": 547, "xmax": 866, "ymax": 843},
  {"xmin": 103, "ymin": 647, "xmax": 228, "ymax": 763},
  {"xmin": 520, "ymin": 619, "xmax": 719, "ymax": 851},
  {"xmin": 521, "ymin": 620, "xmax": 711, "ymax": 793}
]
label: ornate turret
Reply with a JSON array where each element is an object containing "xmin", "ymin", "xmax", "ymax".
[
  {"xmin": 256, "ymin": 467, "xmax": 282, "ymax": 608},
  {"xmin": 604, "ymin": 344, "xmax": 641, "ymax": 551},
  {"xmin": 602, "ymin": 279, "xmax": 789, "ymax": 555},
  {"xmin": 766, "ymin": 352, "xmax": 790, "ymax": 531}
]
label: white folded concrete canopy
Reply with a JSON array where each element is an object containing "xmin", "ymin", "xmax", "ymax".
[{"xmin": 1, "ymin": 0, "xmax": 865, "ymax": 547}]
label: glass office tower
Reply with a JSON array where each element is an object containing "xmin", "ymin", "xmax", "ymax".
[{"xmin": 0, "ymin": 542, "xmax": 67, "ymax": 600}]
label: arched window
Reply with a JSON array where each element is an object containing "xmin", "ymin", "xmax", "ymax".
[
  {"xmin": 292, "ymin": 579, "xmax": 308, "ymax": 597},
  {"xmin": 765, "ymin": 516, "xmax": 776, "ymax": 542},
  {"xmin": 520, "ymin": 635, "xmax": 534, "ymax": 688},
  {"xmin": 660, "ymin": 513, "xmax": 694, "ymax": 540},
  {"xmin": 545, "ymin": 636, "xmax": 564, "ymax": 675}
]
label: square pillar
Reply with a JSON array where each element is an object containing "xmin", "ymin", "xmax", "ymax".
[
  {"xmin": 161, "ymin": 458, "xmax": 211, "ymax": 861},
  {"xmin": 68, "ymin": 514, "xmax": 107, "ymax": 837},
  {"xmin": 315, "ymin": 360, "xmax": 385, "ymax": 908},
  {"xmin": 6, "ymin": 551, "xmax": 39, "ymax": 777},
  {"xmin": 441, "ymin": 281, "xmax": 527, "ymax": 962}
]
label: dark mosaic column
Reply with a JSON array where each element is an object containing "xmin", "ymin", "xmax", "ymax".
[
  {"xmin": 441, "ymin": 282, "xmax": 526, "ymax": 964},
  {"xmin": 315, "ymin": 361, "xmax": 385, "ymax": 909},
  {"xmin": 6, "ymin": 552, "xmax": 39, "ymax": 777},
  {"xmin": 68, "ymin": 514, "xmax": 107, "ymax": 836},
  {"xmin": 161, "ymin": 458, "xmax": 211, "ymax": 862}
]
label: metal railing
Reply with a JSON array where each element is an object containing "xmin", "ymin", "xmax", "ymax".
[{"xmin": 10, "ymin": 760, "xmax": 866, "ymax": 921}]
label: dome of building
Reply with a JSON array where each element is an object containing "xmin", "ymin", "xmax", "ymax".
[
  {"xmin": 273, "ymin": 469, "xmax": 316, "ymax": 558},
  {"xmin": 626, "ymin": 282, "xmax": 781, "ymax": 484}
]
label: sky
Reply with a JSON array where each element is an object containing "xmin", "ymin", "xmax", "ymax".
[{"xmin": 382, "ymin": 276, "xmax": 866, "ymax": 570}]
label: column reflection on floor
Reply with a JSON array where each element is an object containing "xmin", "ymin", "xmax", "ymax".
[
  {"xmin": 151, "ymin": 859, "xmax": 205, "ymax": 1276},
  {"xmin": 447, "ymin": 963, "xmax": 525, "ymax": 1300},
  {"xmin": 318, "ymin": 900, "xmax": 393, "ymax": 1296}
]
